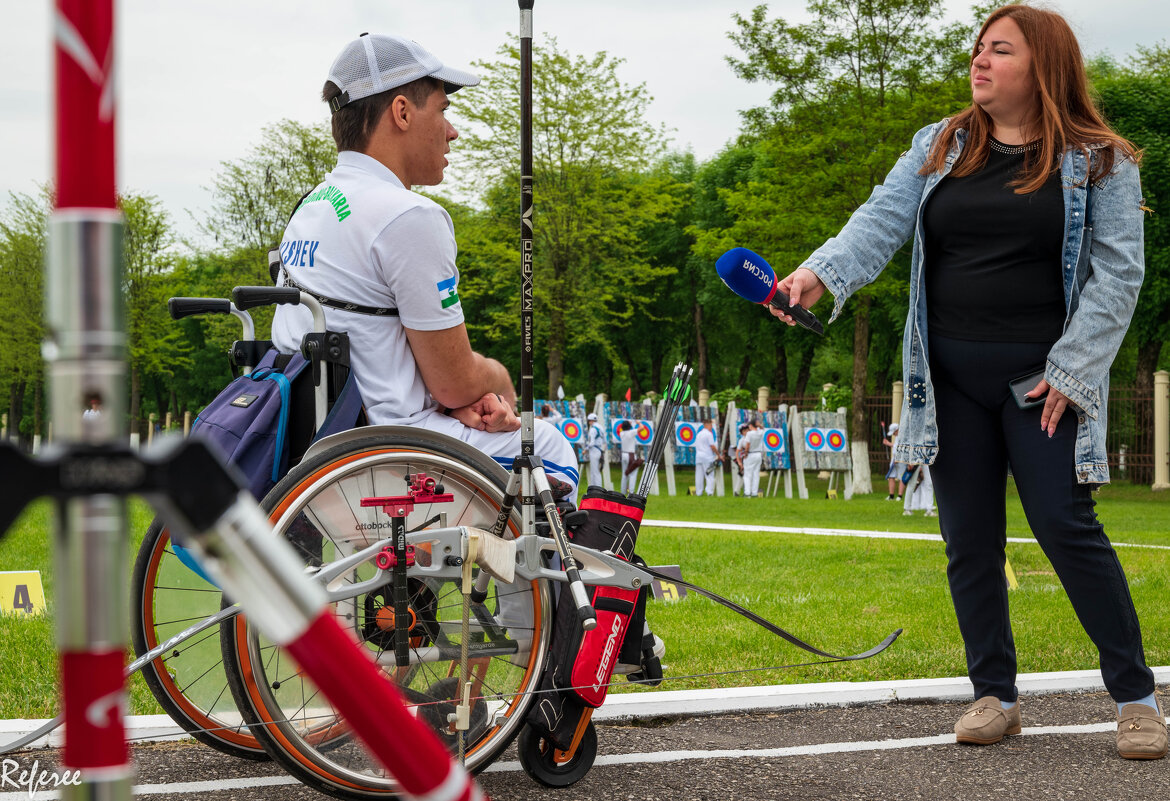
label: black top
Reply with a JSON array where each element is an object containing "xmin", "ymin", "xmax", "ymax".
[{"xmin": 923, "ymin": 139, "xmax": 1066, "ymax": 343}]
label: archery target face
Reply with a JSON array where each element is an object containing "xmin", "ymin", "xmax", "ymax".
[
  {"xmin": 805, "ymin": 427, "xmax": 826, "ymax": 451},
  {"xmin": 635, "ymin": 421, "xmax": 654, "ymax": 444},
  {"xmin": 675, "ymin": 421, "xmax": 699, "ymax": 446},
  {"xmin": 611, "ymin": 419, "xmax": 629, "ymax": 442},
  {"xmin": 558, "ymin": 418, "xmax": 583, "ymax": 443},
  {"xmin": 763, "ymin": 428, "xmax": 784, "ymax": 452},
  {"xmin": 825, "ymin": 428, "xmax": 846, "ymax": 451}
]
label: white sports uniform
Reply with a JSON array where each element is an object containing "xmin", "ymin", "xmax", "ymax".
[
  {"xmin": 619, "ymin": 427, "xmax": 639, "ymax": 495},
  {"xmin": 903, "ymin": 464, "xmax": 935, "ymax": 515},
  {"xmin": 586, "ymin": 423, "xmax": 605, "ymax": 488},
  {"xmin": 694, "ymin": 425, "xmax": 717, "ymax": 496},
  {"xmin": 271, "ymin": 151, "xmax": 578, "ymax": 491},
  {"xmin": 743, "ymin": 428, "xmax": 764, "ymax": 498}
]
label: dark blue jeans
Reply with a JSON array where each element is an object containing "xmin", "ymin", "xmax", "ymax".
[{"xmin": 928, "ymin": 334, "xmax": 1154, "ymax": 704}]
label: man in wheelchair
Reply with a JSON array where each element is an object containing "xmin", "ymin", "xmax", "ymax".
[{"xmin": 270, "ymin": 32, "xmax": 578, "ymax": 498}]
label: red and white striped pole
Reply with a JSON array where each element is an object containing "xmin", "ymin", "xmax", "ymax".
[
  {"xmin": 55, "ymin": 0, "xmax": 116, "ymax": 209},
  {"xmin": 49, "ymin": 0, "xmax": 132, "ymax": 799},
  {"xmin": 48, "ymin": 3, "xmax": 489, "ymax": 799}
]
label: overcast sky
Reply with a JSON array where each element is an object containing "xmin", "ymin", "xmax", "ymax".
[{"xmin": 1, "ymin": 1, "xmax": 1163, "ymax": 240}]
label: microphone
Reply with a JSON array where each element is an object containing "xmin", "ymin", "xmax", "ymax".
[{"xmin": 715, "ymin": 247, "xmax": 824, "ymax": 335}]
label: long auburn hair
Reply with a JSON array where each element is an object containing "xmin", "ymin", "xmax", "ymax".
[{"xmin": 921, "ymin": 4, "xmax": 1139, "ymax": 192}]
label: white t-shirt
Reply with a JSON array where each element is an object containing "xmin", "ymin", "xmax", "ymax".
[
  {"xmin": 746, "ymin": 428, "xmax": 764, "ymax": 455},
  {"xmin": 271, "ymin": 151, "xmax": 464, "ymax": 425},
  {"xmin": 620, "ymin": 428, "xmax": 638, "ymax": 454},
  {"xmin": 694, "ymin": 426, "xmax": 716, "ymax": 463}
]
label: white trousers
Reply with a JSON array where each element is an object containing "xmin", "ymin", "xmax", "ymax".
[
  {"xmin": 695, "ymin": 459, "xmax": 716, "ymax": 496},
  {"xmin": 743, "ymin": 452, "xmax": 762, "ymax": 497},
  {"xmin": 620, "ymin": 452, "xmax": 639, "ymax": 495},
  {"xmin": 903, "ymin": 465, "xmax": 935, "ymax": 513},
  {"xmin": 415, "ymin": 410, "xmax": 580, "ymax": 496},
  {"xmin": 587, "ymin": 448, "xmax": 604, "ymax": 488}
]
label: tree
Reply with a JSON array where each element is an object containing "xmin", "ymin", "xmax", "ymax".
[
  {"xmin": 454, "ymin": 39, "xmax": 679, "ymax": 396},
  {"xmin": 608, "ymin": 152, "xmax": 699, "ymax": 399},
  {"xmin": 0, "ymin": 190, "xmax": 191, "ymax": 441},
  {"xmin": 438, "ymin": 187, "xmax": 525, "ymax": 380},
  {"xmin": 121, "ymin": 192, "xmax": 189, "ymax": 434},
  {"xmin": 202, "ymin": 120, "xmax": 336, "ymax": 253},
  {"xmin": 161, "ymin": 248, "xmax": 274, "ymax": 418},
  {"xmin": 0, "ymin": 189, "xmax": 50, "ymax": 446},
  {"xmin": 1092, "ymin": 47, "xmax": 1170, "ymax": 388},
  {"xmin": 687, "ymin": 140, "xmax": 829, "ymax": 400},
  {"xmin": 704, "ymin": 0, "xmax": 974, "ymax": 491}
]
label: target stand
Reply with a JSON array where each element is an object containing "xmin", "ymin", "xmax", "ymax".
[{"xmin": 788, "ymin": 407, "xmax": 854, "ymax": 500}]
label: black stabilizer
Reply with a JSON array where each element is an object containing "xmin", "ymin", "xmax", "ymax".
[
  {"xmin": 0, "ymin": 438, "xmax": 246, "ymax": 543},
  {"xmin": 145, "ymin": 438, "xmax": 248, "ymax": 533},
  {"xmin": 0, "ymin": 443, "xmax": 54, "ymax": 537}
]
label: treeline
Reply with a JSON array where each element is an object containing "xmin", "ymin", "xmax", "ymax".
[{"xmin": 1, "ymin": 1, "xmax": 1167, "ymax": 451}]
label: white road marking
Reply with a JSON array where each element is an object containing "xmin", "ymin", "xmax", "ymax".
[
  {"xmin": 642, "ymin": 519, "xmax": 1170, "ymax": 550},
  {"xmin": 131, "ymin": 775, "xmax": 299, "ymax": 796},
  {"xmin": 485, "ymin": 722, "xmax": 1117, "ymax": 772},
  {"xmin": 0, "ymin": 723, "xmax": 1119, "ymax": 799}
]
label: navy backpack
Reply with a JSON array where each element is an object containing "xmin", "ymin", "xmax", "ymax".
[{"xmin": 190, "ymin": 349, "xmax": 310, "ymax": 500}]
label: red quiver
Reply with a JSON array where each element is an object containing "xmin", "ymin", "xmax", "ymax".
[{"xmin": 526, "ymin": 487, "xmax": 659, "ymax": 750}]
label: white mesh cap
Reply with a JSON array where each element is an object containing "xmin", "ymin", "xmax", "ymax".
[{"xmin": 326, "ymin": 33, "xmax": 480, "ymax": 113}]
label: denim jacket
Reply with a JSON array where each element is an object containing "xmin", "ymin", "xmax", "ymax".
[{"xmin": 800, "ymin": 120, "xmax": 1145, "ymax": 484}]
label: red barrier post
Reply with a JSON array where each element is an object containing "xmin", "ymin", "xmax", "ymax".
[{"xmin": 50, "ymin": 1, "xmax": 132, "ymax": 798}]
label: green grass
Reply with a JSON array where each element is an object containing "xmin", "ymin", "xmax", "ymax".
[
  {"xmin": 629, "ymin": 525, "xmax": 1170, "ymax": 693},
  {"xmin": 1, "ymin": 470, "xmax": 1167, "ymax": 718},
  {"xmin": 632, "ymin": 467, "xmax": 1170, "ymax": 544},
  {"xmin": 0, "ymin": 499, "xmax": 160, "ymax": 718}
]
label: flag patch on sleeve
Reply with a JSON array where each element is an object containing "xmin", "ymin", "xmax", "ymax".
[{"xmin": 437, "ymin": 276, "xmax": 460, "ymax": 309}]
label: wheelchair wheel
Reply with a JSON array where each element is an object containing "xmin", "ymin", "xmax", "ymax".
[
  {"xmin": 221, "ymin": 429, "xmax": 552, "ymax": 799},
  {"xmin": 131, "ymin": 519, "xmax": 267, "ymax": 760}
]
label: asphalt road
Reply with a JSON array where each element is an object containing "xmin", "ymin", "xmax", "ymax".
[{"xmin": 4, "ymin": 689, "xmax": 1167, "ymax": 801}]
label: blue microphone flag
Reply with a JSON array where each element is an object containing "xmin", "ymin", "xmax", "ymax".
[
  {"xmin": 714, "ymin": 247, "xmax": 824, "ymax": 335},
  {"xmin": 715, "ymin": 247, "xmax": 778, "ymax": 305}
]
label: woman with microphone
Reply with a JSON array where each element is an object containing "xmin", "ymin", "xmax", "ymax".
[{"xmin": 770, "ymin": 4, "xmax": 1163, "ymax": 758}]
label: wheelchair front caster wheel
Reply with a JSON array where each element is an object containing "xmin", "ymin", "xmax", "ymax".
[{"xmin": 516, "ymin": 720, "xmax": 598, "ymax": 788}]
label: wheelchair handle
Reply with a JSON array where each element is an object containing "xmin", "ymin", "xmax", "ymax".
[
  {"xmin": 232, "ymin": 287, "xmax": 328, "ymax": 426},
  {"xmin": 231, "ymin": 286, "xmax": 300, "ymax": 311},
  {"xmin": 168, "ymin": 297, "xmax": 230, "ymax": 319},
  {"xmin": 232, "ymin": 287, "xmax": 327, "ymax": 334},
  {"xmin": 168, "ymin": 297, "xmax": 256, "ymax": 350}
]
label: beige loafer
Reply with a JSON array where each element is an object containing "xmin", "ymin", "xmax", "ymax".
[
  {"xmin": 1117, "ymin": 703, "xmax": 1167, "ymax": 760},
  {"xmin": 955, "ymin": 696, "xmax": 1021, "ymax": 745}
]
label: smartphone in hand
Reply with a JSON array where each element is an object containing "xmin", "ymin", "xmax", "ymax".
[{"xmin": 1008, "ymin": 369, "xmax": 1047, "ymax": 410}]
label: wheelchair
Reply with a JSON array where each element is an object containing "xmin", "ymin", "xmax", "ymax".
[{"xmin": 130, "ymin": 288, "xmax": 558, "ymax": 796}]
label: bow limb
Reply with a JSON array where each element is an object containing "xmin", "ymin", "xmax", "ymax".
[{"xmin": 640, "ymin": 565, "xmax": 903, "ymax": 661}]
